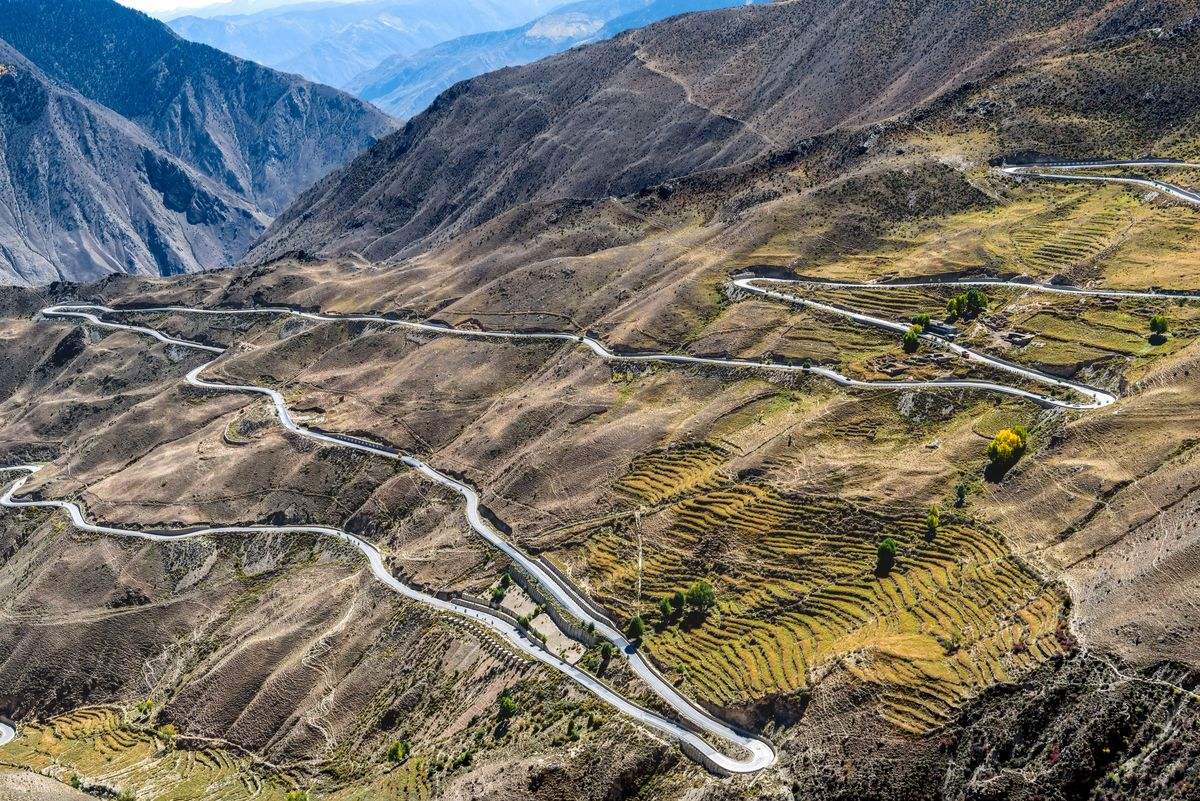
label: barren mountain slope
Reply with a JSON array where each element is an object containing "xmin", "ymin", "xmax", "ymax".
[
  {"xmin": 248, "ymin": 0, "xmax": 1195, "ymax": 265},
  {"xmin": 0, "ymin": 0, "xmax": 397, "ymax": 218},
  {"xmin": 0, "ymin": 41, "xmax": 267, "ymax": 285}
]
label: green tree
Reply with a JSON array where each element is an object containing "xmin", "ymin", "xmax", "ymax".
[
  {"xmin": 876, "ymin": 537, "xmax": 898, "ymax": 576},
  {"xmin": 659, "ymin": 596, "xmax": 674, "ymax": 619},
  {"xmin": 387, "ymin": 740, "xmax": 409, "ymax": 763},
  {"xmin": 913, "ymin": 312, "xmax": 932, "ymax": 330},
  {"xmin": 626, "ymin": 614, "xmax": 646, "ymax": 640},
  {"xmin": 1150, "ymin": 313, "xmax": 1170, "ymax": 337},
  {"xmin": 685, "ymin": 580, "xmax": 716, "ymax": 613},
  {"xmin": 599, "ymin": 641, "xmax": 615, "ymax": 660},
  {"xmin": 966, "ymin": 288, "xmax": 988, "ymax": 314},
  {"xmin": 902, "ymin": 324, "xmax": 921, "ymax": 353},
  {"xmin": 672, "ymin": 590, "xmax": 686, "ymax": 612},
  {"xmin": 285, "ymin": 791, "xmax": 308, "ymax": 801},
  {"xmin": 490, "ymin": 585, "xmax": 506, "ymax": 603},
  {"xmin": 955, "ymin": 482, "xmax": 968, "ymax": 508},
  {"xmin": 926, "ymin": 505, "xmax": 940, "ymax": 539},
  {"xmin": 947, "ymin": 294, "xmax": 966, "ymax": 319},
  {"xmin": 498, "ymin": 691, "xmax": 518, "ymax": 719}
]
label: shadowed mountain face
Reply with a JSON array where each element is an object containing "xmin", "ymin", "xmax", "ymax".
[
  {"xmin": 0, "ymin": 41, "xmax": 267, "ymax": 285},
  {"xmin": 249, "ymin": 0, "xmax": 1188, "ymax": 266},
  {"xmin": 347, "ymin": 0, "xmax": 770, "ymax": 120},
  {"xmin": 168, "ymin": 0, "xmax": 558, "ymax": 88},
  {"xmin": 0, "ymin": 0, "xmax": 397, "ymax": 219}
]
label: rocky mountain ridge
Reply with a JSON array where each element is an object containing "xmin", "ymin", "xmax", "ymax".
[
  {"xmin": 0, "ymin": 39, "xmax": 267, "ymax": 285},
  {"xmin": 0, "ymin": 0, "xmax": 397, "ymax": 286}
]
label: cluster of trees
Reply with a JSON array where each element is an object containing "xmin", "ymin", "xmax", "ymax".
[
  {"xmin": 946, "ymin": 288, "xmax": 988, "ymax": 320},
  {"xmin": 630, "ymin": 580, "xmax": 718, "ymax": 640},
  {"xmin": 987, "ymin": 425, "xmax": 1029, "ymax": 466},
  {"xmin": 657, "ymin": 581, "xmax": 717, "ymax": 622}
]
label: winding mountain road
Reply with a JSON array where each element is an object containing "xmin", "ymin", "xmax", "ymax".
[
  {"xmin": 730, "ymin": 277, "xmax": 1118, "ymax": 409},
  {"xmin": 0, "ymin": 719, "xmax": 13, "ymax": 746},
  {"xmin": 999, "ymin": 159, "xmax": 1200, "ymax": 207},
  {"xmin": 3, "ymin": 306, "xmax": 775, "ymax": 774},
  {"xmin": 52, "ymin": 289, "xmax": 1110, "ymax": 410},
  {"xmin": 0, "ymin": 465, "xmax": 768, "ymax": 773},
  {"xmin": 4, "ymin": 158, "xmax": 1197, "ymax": 770}
]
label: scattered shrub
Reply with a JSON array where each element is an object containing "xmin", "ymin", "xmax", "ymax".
[
  {"xmin": 1150, "ymin": 313, "xmax": 1170, "ymax": 339},
  {"xmin": 955, "ymin": 482, "xmax": 969, "ymax": 507},
  {"xmin": 659, "ymin": 596, "xmax": 674, "ymax": 619},
  {"xmin": 285, "ymin": 791, "xmax": 307, "ymax": 801}
]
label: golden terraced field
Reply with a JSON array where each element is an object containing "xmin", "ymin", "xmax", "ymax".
[{"xmin": 586, "ymin": 444, "xmax": 1067, "ymax": 734}]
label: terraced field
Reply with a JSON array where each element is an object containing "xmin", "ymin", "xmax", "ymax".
[
  {"xmin": 614, "ymin": 443, "xmax": 730, "ymax": 504},
  {"xmin": 585, "ymin": 447, "xmax": 1067, "ymax": 734},
  {"xmin": 0, "ymin": 707, "xmax": 297, "ymax": 800},
  {"xmin": 1004, "ymin": 193, "xmax": 1136, "ymax": 276}
]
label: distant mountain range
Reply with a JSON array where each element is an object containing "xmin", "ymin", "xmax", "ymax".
[
  {"xmin": 168, "ymin": 0, "xmax": 560, "ymax": 87},
  {"xmin": 0, "ymin": 0, "xmax": 395, "ymax": 285},
  {"xmin": 348, "ymin": 0, "xmax": 766, "ymax": 119}
]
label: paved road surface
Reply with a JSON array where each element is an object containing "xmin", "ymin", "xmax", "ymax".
[{"xmin": 1000, "ymin": 159, "xmax": 1200, "ymax": 207}]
